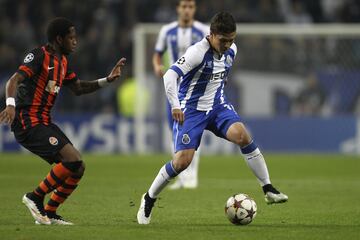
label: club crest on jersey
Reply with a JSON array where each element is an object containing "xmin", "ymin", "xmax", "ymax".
[
  {"xmin": 24, "ymin": 53, "xmax": 34, "ymax": 63},
  {"xmin": 49, "ymin": 137, "xmax": 58, "ymax": 146},
  {"xmin": 182, "ymin": 134, "xmax": 191, "ymax": 144},
  {"xmin": 177, "ymin": 56, "xmax": 185, "ymax": 65},
  {"xmin": 226, "ymin": 55, "xmax": 233, "ymax": 66}
]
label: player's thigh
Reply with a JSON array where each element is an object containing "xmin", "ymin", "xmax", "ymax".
[
  {"xmin": 59, "ymin": 143, "xmax": 82, "ymax": 162},
  {"xmin": 173, "ymin": 108, "xmax": 208, "ymax": 153},
  {"xmin": 13, "ymin": 124, "xmax": 72, "ymax": 164},
  {"xmin": 206, "ymin": 104, "xmax": 243, "ymax": 139},
  {"xmin": 47, "ymin": 124, "xmax": 82, "ymax": 162}
]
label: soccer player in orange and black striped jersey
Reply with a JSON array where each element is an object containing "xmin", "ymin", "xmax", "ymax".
[{"xmin": 0, "ymin": 17, "xmax": 126, "ymax": 225}]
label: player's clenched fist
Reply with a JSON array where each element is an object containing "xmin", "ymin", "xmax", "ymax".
[
  {"xmin": 172, "ymin": 108, "xmax": 184, "ymax": 125},
  {"xmin": 0, "ymin": 106, "xmax": 15, "ymax": 125}
]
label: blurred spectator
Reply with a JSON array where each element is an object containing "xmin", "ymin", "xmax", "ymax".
[
  {"xmin": 338, "ymin": 0, "xmax": 360, "ymax": 22},
  {"xmin": 257, "ymin": 0, "xmax": 284, "ymax": 23},
  {"xmin": 279, "ymin": 0, "xmax": 313, "ymax": 24},
  {"xmin": 0, "ymin": 0, "xmax": 360, "ymax": 114},
  {"xmin": 292, "ymin": 74, "xmax": 326, "ymax": 116},
  {"xmin": 321, "ymin": 0, "xmax": 345, "ymax": 22}
]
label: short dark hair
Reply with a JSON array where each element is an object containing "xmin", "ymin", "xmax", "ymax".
[
  {"xmin": 46, "ymin": 17, "xmax": 74, "ymax": 42},
  {"xmin": 210, "ymin": 12, "xmax": 236, "ymax": 35}
]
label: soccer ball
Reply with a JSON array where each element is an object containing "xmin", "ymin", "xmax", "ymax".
[{"xmin": 225, "ymin": 193, "xmax": 257, "ymax": 225}]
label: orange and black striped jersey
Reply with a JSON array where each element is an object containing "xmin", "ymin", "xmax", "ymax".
[{"xmin": 12, "ymin": 45, "xmax": 77, "ymax": 130}]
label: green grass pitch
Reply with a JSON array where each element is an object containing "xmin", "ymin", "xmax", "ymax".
[{"xmin": 0, "ymin": 153, "xmax": 359, "ymax": 240}]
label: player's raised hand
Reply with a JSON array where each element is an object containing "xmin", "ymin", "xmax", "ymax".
[
  {"xmin": 172, "ymin": 108, "xmax": 185, "ymax": 125},
  {"xmin": 0, "ymin": 106, "xmax": 15, "ymax": 125},
  {"xmin": 107, "ymin": 57, "xmax": 127, "ymax": 82}
]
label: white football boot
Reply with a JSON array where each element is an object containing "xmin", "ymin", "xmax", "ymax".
[
  {"xmin": 265, "ymin": 192, "xmax": 289, "ymax": 204},
  {"xmin": 22, "ymin": 193, "xmax": 51, "ymax": 225},
  {"xmin": 263, "ymin": 184, "xmax": 288, "ymax": 204},
  {"xmin": 137, "ymin": 193, "xmax": 156, "ymax": 224},
  {"xmin": 46, "ymin": 212, "xmax": 74, "ymax": 225}
]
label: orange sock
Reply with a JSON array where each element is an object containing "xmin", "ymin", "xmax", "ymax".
[
  {"xmin": 33, "ymin": 163, "xmax": 72, "ymax": 198},
  {"xmin": 44, "ymin": 175, "xmax": 82, "ymax": 213}
]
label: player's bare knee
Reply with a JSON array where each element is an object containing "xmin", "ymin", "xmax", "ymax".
[
  {"xmin": 174, "ymin": 160, "xmax": 191, "ymax": 172},
  {"xmin": 62, "ymin": 154, "xmax": 81, "ymax": 163},
  {"xmin": 234, "ymin": 134, "xmax": 250, "ymax": 147},
  {"xmin": 62, "ymin": 160, "xmax": 84, "ymax": 176},
  {"xmin": 76, "ymin": 161, "xmax": 86, "ymax": 176},
  {"xmin": 229, "ymin": 126, "xmax": 251, "ymax": 147},
  {"xmin": 60, "ymin": 144, "xmax": 82, "ymax": 162},
  {"xmin": 71, "ymin": 149, "xmax": 82, "ymax": 162},
  {"xmin": 173, "ymin": 153, "xmax": 193, "ymax": 172}
]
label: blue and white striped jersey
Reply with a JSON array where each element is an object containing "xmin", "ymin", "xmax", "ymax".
[
  {"xmin": 169, "ymin": 38, "xmax": 237, "ymax": 111},
  {"xmin": 155, "ymin": 21, "xmax": 209, "ymax": 65}
]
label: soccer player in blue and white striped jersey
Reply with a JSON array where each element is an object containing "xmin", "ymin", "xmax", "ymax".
[
  {"xmin": 138, "ymin": 12, "xmax": 288, "ymax": 224},
  {"xmin": 152, "ymin": 0, "xmax": 208, "ymax": 189}
]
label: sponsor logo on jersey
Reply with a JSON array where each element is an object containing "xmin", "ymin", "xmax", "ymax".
[
  {"xmin": 49, "ymin": 137, "xmax": 59, "ymax": 146},
  {"xmin": 24, "ymin": 53, "xmax": 34, "ymax": 63},
  {"xmin": 204, "ymin": 70, "xmax": 229, "ymax": 81},
  {"xmin": 182, "ymin": 134, "xmax": 191, "ymax": 144}
]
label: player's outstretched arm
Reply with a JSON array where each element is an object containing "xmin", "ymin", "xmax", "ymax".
[
  {"xmin": 0, "ymin": 73, "xmax": 24, "ymax": 125},
  {"xmin": 67, "ymin": 57, "xmax": 126, "ymax": 96}
]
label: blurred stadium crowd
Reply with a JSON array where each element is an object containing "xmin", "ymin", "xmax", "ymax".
[{"xmin": 0, "ymin": 0, "xmax": 360, "ymax": 114}]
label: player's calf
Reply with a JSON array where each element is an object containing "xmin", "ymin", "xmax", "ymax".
[{"xmin": 44, "ymin": 161, "xmax": 84, "ymax": 215}]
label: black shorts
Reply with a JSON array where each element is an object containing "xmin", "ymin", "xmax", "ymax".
[{"xmin": 13, "ymin": 123, "xmax": 72, "ymax": 164}]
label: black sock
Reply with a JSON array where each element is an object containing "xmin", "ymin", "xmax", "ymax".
[
  {"xmin": 27, "ymin": 192, "xmax": 44, "ymax": 201},
  {"xmin": 262, "ymin": 184, "xmax": 280, "ymax": 194},
  {"xmin": 145, "ymin": 192, "xmax": 156, "ymax": 202}
]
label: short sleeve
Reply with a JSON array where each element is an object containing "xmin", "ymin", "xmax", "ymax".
[
  {"xmin": 231, "ymin": 43, "xmax": 238, "ymax": 56},
  {"xmin": 63, "ymin": 66, "xmax": 78, "ymax": 85},
  {"xmin": 154, "ymin": 26, "xmax": 168, "ymax": 55},
  {"xmin": 169, "ymin": 45, "xmax": 204, "ymax": 77},
  {"xmin": 17, "ymin": 48, "xmax": 44, "ymax": 78}
]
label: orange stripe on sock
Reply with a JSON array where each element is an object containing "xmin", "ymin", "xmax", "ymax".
[
  {"xmin": 34, "ymin": 163, "xmax": 74, "ymax": 197},
  {"xmin": 46, "ymin": 173, "xmax": 57, "ymax": 186},
  {"xmin": 57, "ymin": 187, "xmax": 75, "ymax": 194},
  {"xmin": 66, "ymin": 177, "xmax": 81, "ymax": 185},
  {"xmin": 39, "ymin": 182, "xmax": 49, "ymax": 193},
  {"xmin": 52, "ymin": 163, "xmax": 72, "ymax": 180},
  {"xmin": 44, "ymin": 205, "xmax": 57, "ymax": 212},
  {"xmin": 52, "ymin": 194, "xmax": 66, "ymax": 204}
]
